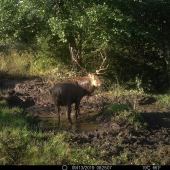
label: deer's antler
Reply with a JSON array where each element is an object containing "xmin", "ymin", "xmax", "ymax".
[
  {"xmin": 96, "ymin": 50, "xmax": 109, "ymax": 74},
  {"xmin": 69, "ymin": 44, "xmax": 88, "ymax": 73}
]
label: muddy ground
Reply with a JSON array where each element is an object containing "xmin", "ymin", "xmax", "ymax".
[{"xmin": 1, "ymin": 78, "xmax": 170, "ymax": 164}]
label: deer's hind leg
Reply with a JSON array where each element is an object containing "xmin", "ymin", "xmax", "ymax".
[
  {"xmin": 66, "ymin": 103, "xmax": 72, "ymax": 126},
  {"xmin": 75, "ymin": 100, "xmax": 80, "ymax": 124}
]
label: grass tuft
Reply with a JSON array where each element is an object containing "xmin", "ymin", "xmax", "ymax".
[
  {"xmin": 158, "ymin": 95, "xmax": 170, "ymax": 104},
  {"xmin": 104, "ymin": 103, "xmax": 147, "ymax": 129}
]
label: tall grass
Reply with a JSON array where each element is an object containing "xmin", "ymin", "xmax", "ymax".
[
  {"xmin": 0, "ymin": 49, "xmax": 76, "ymax": 81},
  {"xmin": 0, "ymin": 50, "xmax": 31, "ymax": 77}
]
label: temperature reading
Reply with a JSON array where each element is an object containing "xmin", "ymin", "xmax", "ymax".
[{"xmin": 142, "ymin": 166, "xmax": 150, "ymax": 170}]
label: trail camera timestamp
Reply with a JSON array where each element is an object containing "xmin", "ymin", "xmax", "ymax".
[{"xmin": 72, "ymin": 166, "xmax": 112, "ymax": 170}]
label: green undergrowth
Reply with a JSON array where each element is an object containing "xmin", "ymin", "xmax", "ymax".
[
  {"xmin": 0, "ymin": 99, "xmax": 107, "ymax": 165},
  {"xmin": 158, "ymin": 94, "xmax": 170, "ymax": 104},
  {"xmin": 0, "ymin": 84, "xmax": 169, "ymax": 165},
  {"xmin": 0, "ymin": 111, "xmax": 100, "ymax": 165},
  {"xmin": 0, "ymin": 93, "xmax": 169, "ymax": 165},
  {"xmin": 0, "ymin": 50, "xmax": 76, "ymax": 81},
  {"xmin": 104, "ymin": 103, "xmax": 147, "ymax": 129}
]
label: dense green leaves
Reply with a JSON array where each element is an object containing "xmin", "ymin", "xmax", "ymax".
[{"xmin": 0, "ymin": 0, "xmax": 170, "ymax": 92}]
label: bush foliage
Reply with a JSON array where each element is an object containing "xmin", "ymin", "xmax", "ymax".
[{"xmin": 0, "ymin": 0, "xmax": 170, "ymax": 92}]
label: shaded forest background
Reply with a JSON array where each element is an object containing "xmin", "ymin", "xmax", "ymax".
[{"xmin": 0, "ymin": 0, "xmax": 170, "ymax": 93}]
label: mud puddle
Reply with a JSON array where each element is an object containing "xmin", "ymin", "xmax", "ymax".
[{"xmin": 38, "ymin": 111, "xmax": 104, "ymax": 131}]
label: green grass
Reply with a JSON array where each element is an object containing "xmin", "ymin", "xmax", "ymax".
[
  {"xmin": 104, "ymin": 103, "xmax": 129, "ymax": 115},
  {"xmin": 109, "ymin": 84, "xmax": 145, "ymax": 96},
  {"xmin": 0, "ymin": 49, "xmax": 76, "ymax": 81},
  {"xmin": 0, "ymin": 101, "xmax": 136, "ymax": 165},
  {"xmin": 0, "ymin": 100, "xmax": 108, "ymax": 165},
  {"xmin": 104, "ymin": 103, "xmax": 147, "ymax": 129},
  {"xmin": 158, "ymin": 95, "xmax": 170, "ymax": 104},
  {"xmin": 1, "ymin": 92, "xmax": 169, "ymax": 165},
  {"xmin": 0, "ymin": 99, "xmax": 8, "ymax": 107}
]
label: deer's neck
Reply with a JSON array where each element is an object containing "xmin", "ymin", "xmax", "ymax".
[{"xmin": 73, "ymin": 76, "xmax": 95, "ymax": 95}]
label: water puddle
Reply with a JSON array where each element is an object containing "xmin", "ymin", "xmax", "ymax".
[{"xmin": 38, "ymin": 111, "xmax": 103, "ymax": 131}]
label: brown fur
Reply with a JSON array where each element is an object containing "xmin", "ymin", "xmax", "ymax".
[
  {"xmin": 52, "ymin": 73, "xmax": 103, "ymax": 126},
  {"xmin": 67, "ymin": 76, "xmax": 95, "ymax": 95}
]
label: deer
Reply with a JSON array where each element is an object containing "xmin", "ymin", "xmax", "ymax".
[{"xmin": 52, "ymin": 48, "xmax": 109, "ymax": 127}]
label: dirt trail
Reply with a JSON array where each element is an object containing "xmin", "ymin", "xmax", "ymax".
[{"xmin": 1, "ymin": 78, "xmax": 170, "ymax": 164}]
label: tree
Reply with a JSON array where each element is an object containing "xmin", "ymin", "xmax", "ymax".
[
  {"xmin": 1, "ymin": 0, "xmax": 170, "ymax": 92},
  {"xmin": 0, "ymin": 0, "xmax": 19, "ymax": 41},
  {"xmin": 48, "ymin": 0, "xmax": 112, "ymax": 72}
]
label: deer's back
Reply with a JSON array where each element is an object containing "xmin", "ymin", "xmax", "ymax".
[{"xmin": 52, "ymin": 82, "xmax": 84, "ymax": 106}]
